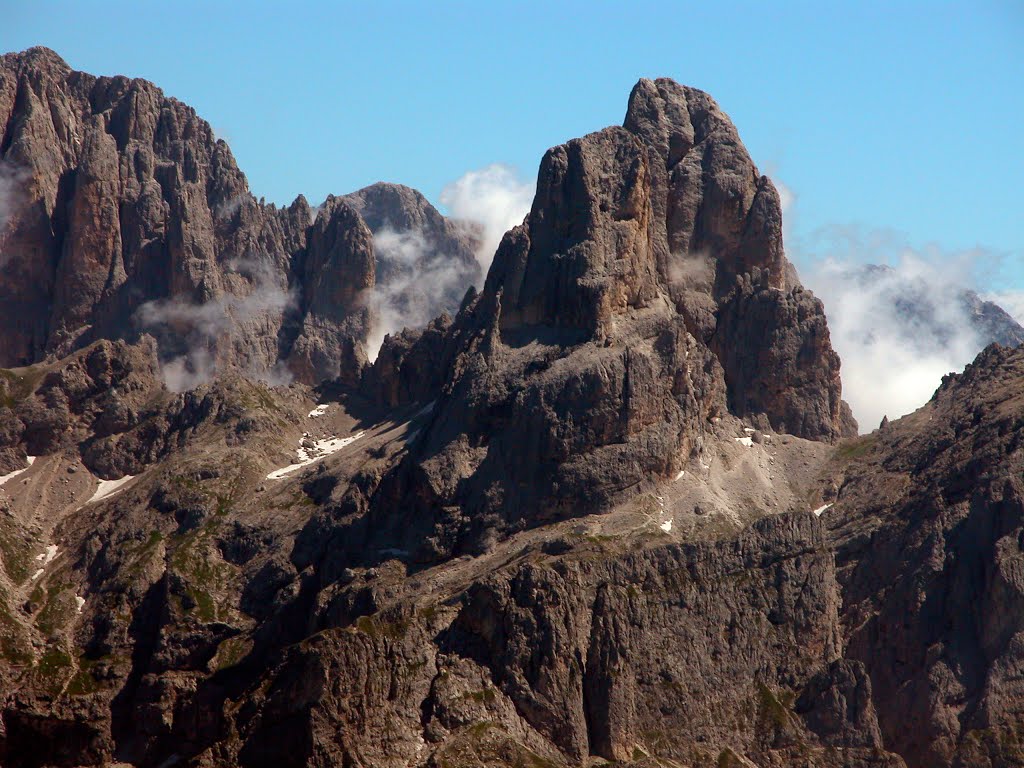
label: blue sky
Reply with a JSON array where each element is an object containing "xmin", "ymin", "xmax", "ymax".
[{"xmin": 5, "ymin": 0, "xmax": 1022, "ymax": 292}]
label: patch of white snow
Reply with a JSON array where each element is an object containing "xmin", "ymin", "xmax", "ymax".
[
  {"xmin": 743, "ymin": 427, "xmax": 756, "ymax": 434},
  {"xmin": 414, "ymin": 400, "xmax": 436, "ymax": 419},
  {"xmin": 75, "ymin": 595, "xmax": 85, "ymax": 612},
  {"xmin": 267, "ymin": 432, "xmax": 366, "ymax": 479},
  {"xmin": 735, "ymin": 437, "xmax": 754, "ymax": 447},
  {"xmin": 812, "ymin": 503, "xmax": 833, "ymax": 517},
  {"xmin": 660, "ymin": 519, "xmax": 673, "ymax": 532},
  {"xmin": 0, "ymin": 456, "xmax": 36, "ymax": 487},
  {"xmin": 308, "ymin": 404, "xmax": 329, "ymax": 418},
  {"xmin": 89, "ymin": 475, "xmax": 136, "ymax": 504},
  {"xmin": 674, "ymin": 470, "xmax": 685, "ymax": 481},
  {"xmin": 31, "ymin": 568, "xmax": 44, "ymax": 581},
  {"xmin": 35, "ymin": 544, "xmax": 58, "ymax": 565}
]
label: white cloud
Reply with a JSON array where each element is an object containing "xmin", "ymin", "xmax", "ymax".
[
  {"xmin": 136, "ymin": 259, "xmax": 295, "ymax": 391},
  {"xmin": 440, "ymin": 163, "xmax": 534, "ymax": 275},
  {"xmin": 770, "ymin": 172, "xmax": 1022, "ymax": 433},
  {"xmin": 802, "ymin": 247, "xmax": 988, "ymax": 430},
  {"xmin": 365, "ymin": 227, "xmax": 469, "ymax": 361},
  {"xmin": 772, "ymin": 175, "xmax": 794, "ymax": 217}
]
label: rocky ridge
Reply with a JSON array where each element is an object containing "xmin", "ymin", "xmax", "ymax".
[
  {"xmin": 349, "ymin": 78, "xmax": 855, "ymax": 562},
  {"xmin": 0, "ymin": 47, "xmax": 478, "ymax": 386},
  {"xmin": 0, "ymin": 51, "xmax": 1020, "ymax": 768}
]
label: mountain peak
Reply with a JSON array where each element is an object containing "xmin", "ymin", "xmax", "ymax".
[{"xmin": 1, "ymin": 45, "xmax": 71, "ymax": 73}]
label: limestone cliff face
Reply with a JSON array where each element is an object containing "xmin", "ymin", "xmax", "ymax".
[
  {"xmin": 0, "ymin": 49, "xmax": 476, "ymax": 386},
  {"xmin": 0, "ymin": 47, "xmax": 300, "ymax": 372},
  {"xmin": 357, "ymin": 78, "xmax": 855, "ymax": 562}
]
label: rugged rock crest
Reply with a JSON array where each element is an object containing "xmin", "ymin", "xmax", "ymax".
[
  {"xmin": 0, "ymin": 48, "xmax": 476, "ymax": 385},
  {"xmin": 353, "ymin": 78, "xmax": 855, "ymax": 562}
]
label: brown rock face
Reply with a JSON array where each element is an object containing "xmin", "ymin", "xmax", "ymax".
[
  {"xmin": 623, "ymin": 78, "xmax": 855, "ymax": 438},
  {"xmin": 0, "ymin": 50, "xmax": 480, "ymax": 388},
  {"xmin": 286, "ymin": 197, "xmax": 375, "ymax": 386},
  {"xmin": 827, "ymin": 344, "xmax": 1024, "ymax": 767},
  {"xmin": 356, "ymin": 78, "xmax": 855, "ymax": 561}
]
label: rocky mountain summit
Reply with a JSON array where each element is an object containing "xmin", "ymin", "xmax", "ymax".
[{"xmin": 0, "ymin": 50, "xmax": 1022, "ymax": 768}]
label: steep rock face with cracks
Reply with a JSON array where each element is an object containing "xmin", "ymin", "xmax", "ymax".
[
  {"xmin": 352, "ymin": 78, "xmax": 856, "ymax": 563},
  {"xmin": 0, "ymin": 49, "xmax": 476, "ymax": 387}
]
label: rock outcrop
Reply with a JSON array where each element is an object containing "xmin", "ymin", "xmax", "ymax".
[
  {"xmin": 827, "ymin": 343, "xmax": 1024, "ymax": 767},
  {"xmin": 968, "ymin": 294, "xmax": 1024, "ymax": 347},
  {"xmin": 352, "ymin": 78, "xmax": 855, "ymax": 562}
]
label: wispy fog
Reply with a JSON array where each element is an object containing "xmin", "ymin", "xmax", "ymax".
[
  {"xmin": 440, "ymin": 163, "xmax": 534, "ymax": 274},
  {"xmin": 365, "ymin": 227, "xmax": 470, "ymax": 361},
  {"xmin": 0, "ymin": 161, "xmax": 29, "ymax": 267},
  {"xmin": 804, "ymin": 250, "xmax": 985, "ymax": 430},
  {"xmin": 986, "ymin": 291, "xmax": 1024, "ymax": 325},
  {"xmin": 136, "ymin": 259, "xmax": 295, "ymax": 391},
  {"xmin": 771, "ymin": 173, "xmax": 1022, "ymax": 431}
]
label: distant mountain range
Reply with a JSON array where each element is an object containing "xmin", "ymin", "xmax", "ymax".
[{"xmin": 857, "ymin": 263, "xmax": 1024, "ymax": 348}]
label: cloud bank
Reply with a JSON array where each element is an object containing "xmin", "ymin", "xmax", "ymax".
[
  {"xmin": 797, "ymin": 233, "xmax": 994, "ymax": 431},
  {"xmin": 440, "ymin": 163, "xmax": 534, "ymax": 274},
  {"xmin": 769, "ymin": 169, "xmax": 1022, "ymax": 433}
]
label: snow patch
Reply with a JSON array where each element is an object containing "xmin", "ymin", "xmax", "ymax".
[
  {"xmin": 308, "ymin": 404, "xmax": 329, "ymax": 418},
  {"xmin": 743, "ymin": 427, "xmax": 756, "ymax": 434},
  {"xmin": 414, "ymin": 400, "xmax": 436, "ymax": 419},
  {"xmin": 0, "ymin": 456, "xmax": 36, "ymax": 487},
  {"xmin": 35, "ymin": 544, "xmax": 58, "ymax": 565},
  {"xmin": 31, "ymin": 568, "xmax": 43, "ymax": 581},
  {"xmin": 674, "ymin": 470, "xmax": 685, "ymax": 481},
  {"xmin": 89, "ymin": 475, "xmax": 136, "ymax": 504},
  {"xmin": 75, "ymin": 595, "xmax": 85, "ymax": 612},
  {"xmin": 267, "ymin": 431, "xmax": 366, "ymax": 479},
  {"xmin": 734, "ymin": 437, "xmax": 754, "ymax": 447},
  {"xmin": 812, "ymin": 503, "xmax": 833, "ymax": 517},
  {"xmin": 653, "ymin": 493, "xmax": 672, "ymax": 532}
]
